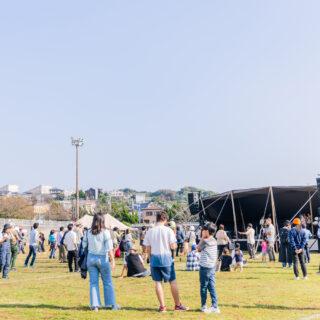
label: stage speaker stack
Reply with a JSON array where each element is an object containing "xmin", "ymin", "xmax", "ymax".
[{"xmin": 188, "ymin": 192, "xmax": 201, "ymax": 215}]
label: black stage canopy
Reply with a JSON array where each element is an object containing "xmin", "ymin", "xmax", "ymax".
[{"xmin": 200, "ymin": 186, "xmax": 320, "ymax": 237}]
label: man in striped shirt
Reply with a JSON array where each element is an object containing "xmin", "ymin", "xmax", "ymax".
[{"xmin": 198, "ymin": 222, "xmax": 220, "ymax": 314}]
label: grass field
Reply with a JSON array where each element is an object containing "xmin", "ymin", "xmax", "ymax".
[{"xmin": 1, "ymin": 250, "xmax": 320, "ymax": 320}]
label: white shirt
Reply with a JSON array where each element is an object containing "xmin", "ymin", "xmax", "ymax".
[
  {"xmin": 265, "ymin": 224, "xmax": 275, "ymax": 242},
  {"xmin": 64, "ymin": 231, "xmax": 77, "ymax": 251},
  {"xmin": 245, "ymin": 228, "xmax": 255, "ymax": 245},
  {"xmin": 143, "ymin": 225, "xmax": 176, "ymax": 267}
]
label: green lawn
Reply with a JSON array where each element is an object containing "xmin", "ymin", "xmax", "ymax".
[{"xmin": 1, "ymin": 250, "xmax": 320, "ymax": 320}]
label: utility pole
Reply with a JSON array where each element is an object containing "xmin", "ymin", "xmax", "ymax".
[{"xmin": 71, "ymin": 137, "xmax": 84, "ymax": 221}]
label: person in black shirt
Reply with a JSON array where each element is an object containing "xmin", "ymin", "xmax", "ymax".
[
  {"xmin": 119, "ymin": 246, "xmax": 151, "ymax": 278},
  {"xmin": 217, "ymin": 248, "xmax": 232, "ymax": 272}
]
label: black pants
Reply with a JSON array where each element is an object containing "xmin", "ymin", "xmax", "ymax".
[
  {"xmin": 176, "ymin": 243, "xmax": 183, "ymax": 256},
  {"xmin": 67, "ymin": 250, "xmax": 79, "ymax": 272},
  {"xmin": 292, "ymin": 251, "xmax": 307, "ymax": 278}
]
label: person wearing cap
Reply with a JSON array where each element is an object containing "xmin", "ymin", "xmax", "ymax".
[
  {"xmin": 289, "ymin": 218, "xmax": 307, "ymax": 280},
  {"xmin": 238, "ymin": 223, "xmax": 255, "ymax": 259},
  {"xmin": 119, "ymin": 245, "xmax": 150, "ymax": 278},
  {"xmin": 185, "ymin": 244, "xmax": 200, "ymax": 271},
  {"xmin": 263, "ymin": 218, "xmax": 276, "ymax": 262},
  {"xmin": 0, "ymin": 224, "xmax": 12, "ymax": 278},
  {"xmin": 186, "ymin": 226, "xmax": 197, "ymax": 252},
  {"xmin": 279, "ymin": 220, "xmax": 292, "ymax": 268}
]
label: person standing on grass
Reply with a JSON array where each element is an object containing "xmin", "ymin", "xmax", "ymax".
[
  {"xmin": 125, "ymin": 229, "xmax": 133, "ymax": 252},
  {"xmin": 216, "ymin": 225, "xmax": 230, "ymax": 258},
  {"xmin": 49, "ymin": 230, "xmax": 57, "ymax": 259},
  {"xmin": 140, "ymin": 226, "xmax": 147, "ymax": 260},
  {"xmin": 175, "ymin": 225, "xmax": 184, "ymax": 257},
  {"xmin": 261, "ymin": 238, "xmax": 268, "ymax": 263},
  {"xmin": 74, "ymin": 223, "xmax": 83, "ymax": 250},
  {"xmin": 143, "ymin": 211, "xmax": 189, "ymax": 313},
  {"xmin": 186, "ymin": 226, "xmax": 197, "ymax": 252},
  {"xmin": 238, "ymin": 223, "xmax": 255, "ymax": 259},
  {"xmin": 64, "ymin": 224, "xmax": 79, "ymax": 273},
  {"xmin": 57, "ymin": 227, "xmax": 67, "ymax": 263},
  {"xmin": 198, "ymin": 222, "xmax": 220, "ymax": 314},
  {"xmin": 18, "ymin": 228, "xmax": 25, "ymax": 254},
  {"xmin": 24, "ymin": 223, "xmax": 39, "ymax": 268},
  {"xmin": 289, "ymin": 218, "xmax": 307, "ymax": 280},
  {"xmin": 0, "ymin": 224, "xmax": 12, "ymax": 279},
  {"xmin": 82, "ymin": 212, "xmax": 120, "ymax": 311},
  {"xmin": 264, "ymin": 218, "xmax": 276, "ymax": 262},
  {"xmin": 302, "ymin": 223, "xmax": 312, "ymax": 263},
  {"xmin": 9, "ymin": 225, "xmax": 20, "ymax": 271},
  {"xmin": 279, "ymin": 220, "xmax": 292, "ymax": 268}
]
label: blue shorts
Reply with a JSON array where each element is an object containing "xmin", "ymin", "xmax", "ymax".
[
  {"xmin": 151, "ymin": 262, "xmax": 176, "ymax": 283},
  {"xmin": 262, "ymin": 251, "xmax": 267, "ymax": 255}
]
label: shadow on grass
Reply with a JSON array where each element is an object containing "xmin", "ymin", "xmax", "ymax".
[
  {"xmin": 0, "ymin": 304, "xmax": 88, "ymax": 311},
  {"xmin": 220, "ymin": 304, "xmax": 320, "ymax": 311}
]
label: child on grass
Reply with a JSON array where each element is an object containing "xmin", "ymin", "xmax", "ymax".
[
  {"xmin": 233, "ymin": 248, "xmax": 243, "ymax": 272},
  {"xmin": 261, "ymin": 238, "xmax": 268, "ymax": 263},
  {"xmin": 198, "ymin": 222, "xmax": 220, "ymax": 314}
]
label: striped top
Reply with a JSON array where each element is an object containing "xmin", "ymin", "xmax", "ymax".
[{"xmin": 199, "ymin": 237, "xmax": 217, "ymax": 268}]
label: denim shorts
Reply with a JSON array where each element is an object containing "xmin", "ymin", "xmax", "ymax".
[{"xmin": 151, "ymin": 263, "xmax": 176, "ymax": 283}]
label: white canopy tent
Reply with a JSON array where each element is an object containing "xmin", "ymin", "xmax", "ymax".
[{"xmin": 78, "ymin": 213, "xmax": 129, "ymax": 230}]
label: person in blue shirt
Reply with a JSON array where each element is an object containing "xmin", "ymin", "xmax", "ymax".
[
  {"xmin": 289, "ymin": 218, "xmax": 307, "ymax": 280},
  {"xmin": 175, "ymin": 226, "xmax": 185, "ymax": 258},
  {"xmin": 302, "ymin": 223, "xmax": 312, "ymax": 263},
  {"xmin": 49, "ymin": 230, "xmax": 57, "ymax": 259}
]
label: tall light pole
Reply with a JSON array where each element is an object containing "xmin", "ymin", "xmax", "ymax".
[{"xmin": 71, "ymin": 137, "xmax": 84, "ymax": 221}]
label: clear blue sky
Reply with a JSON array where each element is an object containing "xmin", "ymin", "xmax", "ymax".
[{"xmin": 1, "ymin": 1, "xmax": 320, "ymax": 193}]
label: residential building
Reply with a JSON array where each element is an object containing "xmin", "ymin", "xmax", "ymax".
[
  {"xmin": 110, "ymin": 190, "xmax": 125, "ymax": 201},
  {"xmin": 0, "ymin": 184, "xmax": 19, "ymax": 196},
  {"xmin": 63, "ymin": 189, "xmax": 75, "ymax": 200},
  {"xmin": 133, "ymin": 202, "xmax": 149, "ymax": 222},
  {"xmin": 142, "ymin": 205, "xmax": 163, "ymax": 224},
  {"xmin": 85, "ymin": 188, "xmax": 103, "ymax": 200},
  {"xmin": 134, "ymin": 193, "xmax": 146, "ymax": 204}
]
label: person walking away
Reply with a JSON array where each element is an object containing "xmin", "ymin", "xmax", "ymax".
[
  {"xmin": 143, "ymin": 211, "xmax": 189, "ymax": 313},
  {"xmin": 38, "ymin": 232, "xmax": 45, "ymax": 253},
  {"xmin": 302, "ymin": 223, "xmax": 312, "ymax": 263},
  {"xmin": 216, "ymin": 225, "xmax": 230, "ymax": 258},
  {"xmin": 125, "ymin": 229, "xmax": 133, "ymax": 252},
  {"xmin": 9, "ymin": 225, "xmax": 20, "ymax": 271},
  {"xmin": 0, "ymin": 224, "xmax": 12, "ymax": 279},
  {"xmin": 57, "ymin": 227, "xmax": 67, "ymax": 263},
  {"xmin": 140, "ymin": 226, "xmax": 147, "ymax": 260},
  {"xmin": 49, "ymin": 230, "xmax": 57, "ymax": 259},
  {"xmin": 64, "ymin": 224, "xmax": 79, "ymax": 273},
  {"xmin": 82, "ymin": 212, "xmax": 120, "ymax": 311},
  {"xmin": 238, "ymin": 223, "xmax": 255, "ymax": 259},
  {"xmin": 18, "ymin": 228, "xmax": 25, "ymax": 254},
  {"xmin": 261, "ymin": 238, "xmax": 268, "ymax": 263},
  {"xmin": 120, "ymin": 245, "xmax": 150, "ymax": 278},
  {"xmin": 198, "ymin": 222, "xmax": 220, "ymax": 314},
  {"xmin": 175, "ymin": 226, "xmax": 184, "ymax": 257},
  {"xmin": 289, "ymin": 218, "xmax": 307, "ymax": 280},
  {"xmin": 24, "ymin": 223, "xmax": 39, "ymax": 268},
  {"xmin": 264, "ymin": 218, "xmax": 276, "ymax": 262},
  {"xmin": 185, "ymin": 244, "xmax": 200, "ymax": 271},
  {"xmin": 279, "ymin": 220, "xmax": 292, "ymax": 268},
  {"xmin": 74, "ymin": 223, "xmax": 83, "ymax": 250}
]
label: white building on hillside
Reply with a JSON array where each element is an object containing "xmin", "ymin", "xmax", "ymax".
[
  {"xmin": 135, "ymin": 193, "xmax": 146, "ymax": 204},
  {"xmin": 0, "ymin": 184, "xmax": 19, "ymax": 195}
]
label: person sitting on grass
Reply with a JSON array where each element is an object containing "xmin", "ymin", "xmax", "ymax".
[
  {"xmin": 233, "ymin": 248, "xmax": 243, "ymax": 272},
  {"xmin": 289, "ymin": 218, "xmax": 307, "ymax": 280},
  {"xmin": 261, "ymin": 238, "xmax": 268, "ymax": 263},
  {"xmin": 143, "ymin": 211, "xmax": 189, "ymax": 313},
  {"xmin": 198, "ymin": 222, "xmax": 220, "ymax": 314},
  {"xmin": 185, "ymin": 244, "xmax": 200, "ymax": 271},
  {"xmin": 217, "ymin": 248, "xmax": 232, "ymax": 272},
  {"xmin": 120, "ymin": 245, "xmax": 150, "ymax": 278}
]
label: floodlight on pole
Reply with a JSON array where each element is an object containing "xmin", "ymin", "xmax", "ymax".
[{"xmin": 71, "ymin": 137, "xmax": 84, "ymax": 221}]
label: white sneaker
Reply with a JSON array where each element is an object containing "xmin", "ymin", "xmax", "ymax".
[
  {"xmin": 200, "ymin": 305, "xmax": 211, "ymax": 313},
  {"xmin": 294, "ymin": 277, "xmax": 300, "ymax": 280},
  {"xmin": 302, "ymin": 276, "xmax": 307, "ymax": 280},
  {"xmin": 209, "ymin": 306, "xmax": 221, "ymax": 314}
]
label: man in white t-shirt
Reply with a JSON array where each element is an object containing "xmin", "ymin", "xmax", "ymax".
[
  {"xmin": 143, "ymin": 211, "xmax": 189, "ymax": 313},
  {"xmin": 64, "ymin": 224, "xmax": 79, "ymax": 273},
  {"xmin": 238, "ymin": 223, "xmax": 255, "ymax": 259},
  {"xmin": 264, "ymin": 218, "xmax": 276, "ymax": 262}
]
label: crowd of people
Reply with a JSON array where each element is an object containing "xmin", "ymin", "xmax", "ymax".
[{"xmin": 0, "ymin": 211, "xmax": 319, "ymax": 314}]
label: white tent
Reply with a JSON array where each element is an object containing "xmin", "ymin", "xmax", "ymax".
[{"xmin": 78, "ymin": 214, "xmax": 129, "ymax": 230}]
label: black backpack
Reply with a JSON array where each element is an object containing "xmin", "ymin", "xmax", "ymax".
[
  {"xmin": 280, "ymin": 228, "xmax": 290, "ymax": 244},
  {"xmin": 176, "ymin": 231, "xmax": 182, "ymax": 242}
]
